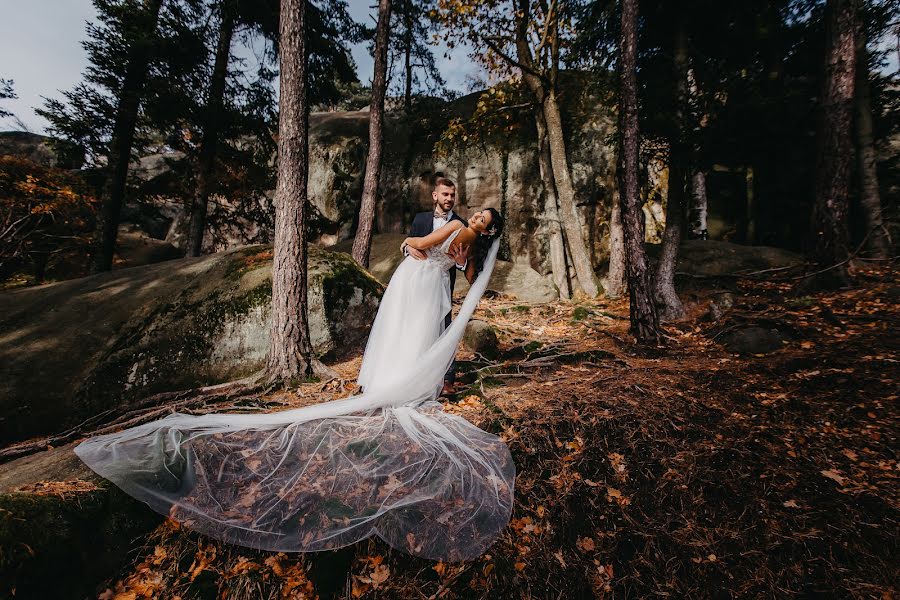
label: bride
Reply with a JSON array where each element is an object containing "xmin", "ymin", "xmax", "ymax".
[{"xmin": 75, "ymin": 208, "xmax": 514, "ymax": 562}]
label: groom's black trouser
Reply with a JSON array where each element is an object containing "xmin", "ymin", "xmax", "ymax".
[{"xmin": 444, "ymin": 311, "xmax": 456, "ymax": 385}]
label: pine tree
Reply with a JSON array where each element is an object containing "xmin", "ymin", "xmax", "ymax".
[
  {"xmin": 618, "ymin": 0, "xmax": 660, "ymax": 343},
  {"xmin": 0, "ymin": 79, "xmax": 15, "ymax": 119},
  {"xmin": 351, "ymin": 0, "xmax": 392, "ymax": 268},
  {"xmin": 809, "ymin": 0, "xmax": 856, "ymax": 287},
  {"xmin": 266, "ymin": 0, "xmax": 315, "ymax": 382}
]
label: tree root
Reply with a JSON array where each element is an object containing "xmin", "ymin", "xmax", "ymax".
[{"xmin": 0, "ymin": 374, "xmax": 274, "ymax": 464}]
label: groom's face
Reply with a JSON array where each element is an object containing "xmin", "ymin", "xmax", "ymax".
[{"xmin": 433, "ymin": 184, "xmax": 456, "ymax": 213}]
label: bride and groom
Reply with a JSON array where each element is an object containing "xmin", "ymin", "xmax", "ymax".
[
  {"xmin": 75, "ymin": 177, "xmax": 513, "ymax": 562},
  {"xmin": 359, "ymin": 176, "xmax": 490, "ymax": 397}
]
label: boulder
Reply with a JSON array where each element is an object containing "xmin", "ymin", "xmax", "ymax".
[
  {"xmin": 674, "ymin": 239, "xmax": 801, "ymax": 277},
  {"xmin": 331, "ymin": 233, "xmax": 558, "ymax": 302},
  {"xmin": 463, "ymin": 320, "xmax": 500, "ymax": 357},
  {"xmin": 720, "ymin": 326, "xmax": 787, "ymax": 355},
  {"xmin": 0, "ymin": 131, "xmax": 83, "ymax": 169},
  {"xmin": 0, "ymin": 245, "xmax": 383, "ymax": 445},
  {"xmin": 454, "ymin": 259, "xmax": 559, "ymax": 303},
  {"xmin": 0, "ymin": 444, "xmax": 159, "ymax": 600}
]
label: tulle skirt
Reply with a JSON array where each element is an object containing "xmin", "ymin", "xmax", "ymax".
[
  {"xmin": 357, "ymin": 256, "xmax": 451, "ymax": 394},
  {"xmin": 75, "ymin": 241, "xmax": 513, "ymax": 561}
]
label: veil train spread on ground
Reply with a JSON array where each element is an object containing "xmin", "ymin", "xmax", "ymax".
[{"xmin": 75, "ymin": 240, "xmax": 514, "ymax": 562}]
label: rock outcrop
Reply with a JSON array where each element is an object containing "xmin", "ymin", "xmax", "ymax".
[
  {"xmin": 117, "ymin": 74, "xmax": 655, "ymax": 284},
  {"xmin": 671, "ymin": 239, "xmax": 801, "ymax": 277},
  {"xmin": 0, "ymin": 246, "xmax": 383, "ymax": 445},
  {"xmin": 0, "ymin": 131, "xmax": 83, "ymax": 169},
  {"xmin": 332, "ymin": 233, "xmax": 559, "ymax": 302},
  {"xmin": 0, "ymin": 443, "xmax": 159, "ymax": 600}
]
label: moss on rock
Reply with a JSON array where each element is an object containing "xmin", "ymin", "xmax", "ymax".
[{"xmin": 0, "ymin": 482, "xmax": 159, "ymax": 599}]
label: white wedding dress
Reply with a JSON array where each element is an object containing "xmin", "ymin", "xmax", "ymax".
[{"xmin": 75, "ymin": 234, "xmax": 513, "ymax": 562}]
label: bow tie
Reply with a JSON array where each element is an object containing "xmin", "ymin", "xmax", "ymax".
[{"xmin": 434, "ymin": 210, "xmax": 450, "ymax": 220}]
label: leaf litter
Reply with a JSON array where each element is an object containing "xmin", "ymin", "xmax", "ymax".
[{"xmin": 95, "ymin": 262, "xmax": 897, "ymax": 598}]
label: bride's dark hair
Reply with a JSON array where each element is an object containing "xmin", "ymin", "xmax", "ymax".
[{"xmin": 472, "ymin": 208, "xmax": 505, "ymax": 277}]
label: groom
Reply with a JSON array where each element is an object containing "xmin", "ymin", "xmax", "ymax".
[{"xmin": 401, "ymin": 176, "xmax": 468, "ymax": 395}]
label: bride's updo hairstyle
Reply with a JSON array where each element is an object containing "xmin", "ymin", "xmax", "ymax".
[{"xmin": 472, "ymin": 207, "xmax": 505, "ymax": 277}]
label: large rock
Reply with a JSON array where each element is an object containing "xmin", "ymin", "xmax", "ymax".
[
  {"xmin": 463, "ymin": 320, "xmax": 499, "ymax": 357},
  {"xmin": 454, "ymin": 259, "xmax": 559, "ymax": 303},
  {"xmin": 0, "ymin": 444, "xmax": 159, "ymax": 600},
  {"xmin": 0, "ymin": 131, "xmax": 83, "ymax": 169},
  {"xmin": 332, "ymin": 233, "xmax": 558, "ymax": 302},
  {"xmin": 720, "ymin": 326, "xmax": 787, "ymax": 355},
  {"xmin": 0, "ymin": 245, "xmax": 383, "ymax": 445},
  {"xmin": 117, "ymin": 73, "xmax": 653, "ymax": 278},
  {"xmin": 674, "ymin": 239, "xmax": 801, "ymax": 277}
]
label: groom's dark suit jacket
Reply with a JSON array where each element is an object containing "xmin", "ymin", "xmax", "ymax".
[{"xmin": 409, "ymin": 210, "xmax": 468, "ymax": 296}]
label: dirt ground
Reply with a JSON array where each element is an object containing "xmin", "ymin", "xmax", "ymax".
[{"xmin": 95, "ymin": 263, "xmax": 898, "ymax": 599}]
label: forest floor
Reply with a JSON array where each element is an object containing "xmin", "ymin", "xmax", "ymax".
[{"xmin": 96, "ymin": 262, "xmax": 897, "ymax": 600}]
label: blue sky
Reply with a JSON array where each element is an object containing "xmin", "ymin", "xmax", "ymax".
[{"xmin": 0, "ymin": 0, "xmax": 480, "ymax": 133}]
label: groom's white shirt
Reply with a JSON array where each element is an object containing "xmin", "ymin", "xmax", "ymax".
[{"xmin": 433, "ymin": 209, "xmax": 454, "ymax": 231}]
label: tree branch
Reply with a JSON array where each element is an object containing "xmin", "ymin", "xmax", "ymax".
[{"xmin": 482, "ymin": 36, "xmax": 547, "ymax": 80}]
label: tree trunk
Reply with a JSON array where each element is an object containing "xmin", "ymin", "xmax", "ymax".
[
  {"xmin": 854, "ymin": 4, "xmax": 889, "ymax": 258},
  {"xmin": 535, "ymin": 109, "xmax": 571, "ymax": 299},
  {"xmin": 654, "ymin": 20, "xmax": 688, "ymax": 321},
  {"xmin": 689, "ymin": 170, "xmax": 708, "ymax": 239},
  {"xmin": 266, "ymin": 0, "xmax": 314, "ymax": 382},
  {"xmin": 605, "ymin": 199, "xmax": 626, "ymax": 298},
  {"xmin": 809, "ymin": 0, "xmax": 856, "ymax": 287},
  {"xmin": 92, "ymin": 0, "xmax": 164, "ymax": 273},
  {"xmin": 403, "ymin": 0, "xmax": 413, "ymax": 114},
  {"xmin": 618, "ymin": 0, "xmax": 660, "ymax": 343},
  {"xmin": 400, "ymin": 0, "xmax": 415, "ymax": 228},
  {"xmin": 540, "ymin": 93, "xmax": 600, "ymax": 297},
  {"xmin": 510, "ymin": 0, "xmax": 598, "ymax": 297},
  {"xmin": 186, "ymin": 2, "xmax": 236, "ymax": 258},
  {"xmin": 351, "ymin": 0, "xmax": 392, "ymax": 268}
]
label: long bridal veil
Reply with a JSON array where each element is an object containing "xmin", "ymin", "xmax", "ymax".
[{"xmin": 75, "ymin": 240, "xmax": 513, "ymax": 562}]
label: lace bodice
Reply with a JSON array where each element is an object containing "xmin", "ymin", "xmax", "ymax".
[{"xmin": 424, "ymin": 228, "xmax": 461, "ymax": 271}]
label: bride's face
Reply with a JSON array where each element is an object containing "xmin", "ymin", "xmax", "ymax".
[{"xmin": 468, "ymin": 210, "xmax": 493, "ymax": 234}]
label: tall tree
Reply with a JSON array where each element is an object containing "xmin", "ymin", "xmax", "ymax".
[
  {"xmin": 437, "ymin": 0, "xmax": 600, "ymax": 297},
  {"xmin": 93, "ymin": 0, "xmax": 166, "ymax": 272},
  {"xmin": 618, "ymin": 0, "xmax": 659, "ymax": 343},
  {"xmin": 653, "ymin": 17, "xmax": 688, "ymax": 321},
  {"xmin": 513, "ymin": 0, "xmax": 599, "ymax": 297},
  {"xmin": 536, "ymin": 110, "xmax": 573, "ymax": 299},
  {"xmin": 391, "ymin": 0, "xmax": 444, "ymax": 112},
  {"xmin": 267, "ymin": 0, "xmax": 315, "ymax": 381},
  {"xmin": 809, "ymin": 0, "xmax": 856, "ymax": 287},
  {"xmin": 352, "ymin": 0, "xmax": 392, "ymax": 268},
  {"xmin": 186, "ymin": 0, "xmax": 237, "ymax": 257},
  {"xmin": 853, "ymin": 0, "xmax": 889, "ymax": 258},
  {"xmin": 605, "ymin": 199, "xmax": 626, "ymax": 298},
  {"xmin": 688, "ymin": 171, "xmax": 708, "ymax": 239}
]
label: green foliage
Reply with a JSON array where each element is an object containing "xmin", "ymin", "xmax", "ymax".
[
  {"xmin": 571, "ymin": 306, "xmax": 589, "ymax": 321},
  {"xmin": 0, "ymin": 78, "xmax": 16, "ymax": 119},
  {"xmin": 434, "ymin": 80, "xmax": 532, "ymax": 157},
  {"xmin": 388, "ymin": 0, "xmax": 446, "ymax": 102}
]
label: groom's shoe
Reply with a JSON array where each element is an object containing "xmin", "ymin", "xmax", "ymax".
[{"xmin": 440, "ymin": 382, "xmax": 457, "ymax": 400}]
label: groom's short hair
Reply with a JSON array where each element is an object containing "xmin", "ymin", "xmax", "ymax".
[{"xmin": 433, "ymin": 176, "xmax": 456, "ymax": 190}]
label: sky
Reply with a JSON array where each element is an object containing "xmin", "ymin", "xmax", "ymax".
[
  {"xmin": 1, "ymin": 1, "xmax": 896, "ymax": 134},
  {"xmin": 0, "ymin": 0, "xmax": 481, "ymax": 134}
]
